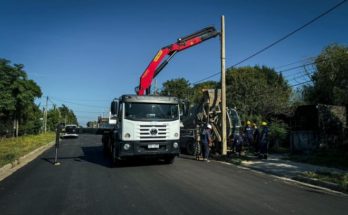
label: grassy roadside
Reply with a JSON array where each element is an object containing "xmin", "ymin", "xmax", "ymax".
[
  {"xmin": 303, "ymin": 171, "xmax": 348, "ymax": 191},
  {"xmin": 0, "ymin": 132, "xmax": 55, "ymax": 167},
  {"xmin": 287, "ymin": 149, "xmax": 348, "ymax": 169}
]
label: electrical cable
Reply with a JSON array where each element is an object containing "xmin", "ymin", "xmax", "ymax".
[
  {"xmin": 274, "ymin": 56, "xmax": 316, "ymax": 70},
  {"xmin": 230, "ymin": 0, "xmax": 347, "ymax": 68},
  {"xmin": 50, "ymin": 97, "xmax": 106, "ymax": 108},
  {"xmin": 192, "ymin": 0, "xmax": 347, "ymax": 85}
]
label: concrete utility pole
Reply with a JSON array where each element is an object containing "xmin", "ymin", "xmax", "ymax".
[{"xmin": 221, "ymin": 15, "xmax": 227, "ymax": 155}]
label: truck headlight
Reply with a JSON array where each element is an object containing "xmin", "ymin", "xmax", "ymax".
[
  {"xmin": 124, "ymin": 133, "xmax": 131, "ymax": 138},
  {"xmin": 173, "ymin": 142, "xmax": 178, "ymax": 149},
  {"xmin": 123, "ymin": 143, "xmax": 130, "ymax": 150},
  {"xmin": 174, "ymin": 133, "xmax": 179, "ymax": 137}
]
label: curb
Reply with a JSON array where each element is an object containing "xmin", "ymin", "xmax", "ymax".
[
  {"xmin": 0, "ymin": 141, "xmax": 55, "ymax": 181},
  {"xmin": 239, "ymin": 162, "xmax": 347, "ymax": 194},
  {"xmin": 214, "ymin": 157, "xmax": 347, "ymax": 195},
  {"xmin": 292, "ymin": 176, "xmax": 347, "ymax": 193}
]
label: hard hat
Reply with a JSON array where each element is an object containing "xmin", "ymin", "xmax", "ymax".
[
  {"xmin": 261, "ymin": 121, "xmax": 267, "ymax": 126},
  {"xmin": 207, "ymin": 124, "xmax": 212, "ymax": 129},
  {"xmin": 247, "ymin": 120, "xmax": 251, "ymax": 125}
]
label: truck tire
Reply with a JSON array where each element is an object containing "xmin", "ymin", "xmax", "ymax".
[
  {"xmin": 186, "ymin": 141, "xmax": 201, "ymax": 156},
  {"xmin": 102, "ymin": 140, "xmax": 108, "ymax": 156},
  {"xmin": 111, "ymin": 143, "xmax": 121, "ymax": 167},
  {"xmin": 163, "ymin": 156, "xmax": 175, "ymax": 164}
]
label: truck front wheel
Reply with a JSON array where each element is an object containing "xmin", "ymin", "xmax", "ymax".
[
  {"xmin": 163, "ymin": 156, "xmax": 175, "ymax": 164},
  {"xmin": 186, "ymin": 140, "xmax": 201, "ymax": 156},
  {"xmin": 111, "ymin": 143, "xmax": 120, "ymax": 167}
]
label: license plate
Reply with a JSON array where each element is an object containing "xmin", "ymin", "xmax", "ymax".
[{"xmin": 148, "ymin": 144, "xmax": 159, "ymax": 149}]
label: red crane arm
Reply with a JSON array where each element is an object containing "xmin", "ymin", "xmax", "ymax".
[{"xmin": 137, "ymin": 26, "xmax": 219, "ymax": 95}]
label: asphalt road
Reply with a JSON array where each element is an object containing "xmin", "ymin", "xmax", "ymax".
[{"xmin": 0, "ymin": 134, "xmax": 347, "ymax": 215}]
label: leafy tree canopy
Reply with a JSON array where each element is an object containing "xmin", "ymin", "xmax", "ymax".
[
  {"xmin": 47, "ymin": 104, "xmax": 78, "ymax": 130},
  {"xmin": 303, "ymin": 44, "xmax": 348, "ymax": 106},
  {"xmin": 0, "ymin": 58, "xmax": 42, "ymax": 136},
  {"xmin": 160, "ymin": 78, "xmax": 192, "ymax": 100},
  {"xmin": 0, "ymin": 59, "xmax": 42, "ymax": 115},
  {"xmin": 226, "ymin": 65, "xmax": 291, "ymax": 116}
]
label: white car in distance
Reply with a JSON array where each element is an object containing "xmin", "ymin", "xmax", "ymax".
[{"xmin": 61, "ymin": 124, "xmax": 79, "ymax": 138}]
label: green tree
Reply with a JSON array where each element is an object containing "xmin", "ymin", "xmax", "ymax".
[
  {"xmin": 0, "ymin": 59, "xmax": 16, "ymax": 114},
  {"xmin": 303, "ymin": 44, "xmax": 348, "ymax": 106},
  {"xmin": 160, "ymin": 78, "xmax": 192, "ymax": 100},
  {"xmin": 46, "ymin": 104, "xmax": 78, "ymax": 131},
  {"xmin": 58, "ymin": 105, "xmax": 78, "ymax": 125},
  {"xmin": 47, "ymin": 107, "xmax": 60, "ymax": 131},
  {"xmin": 192, "ymin": 81, "xmax": 218, "ymax": 103},
  {"xmin": 0, "ymin": 59, "xmax": 42, "ymax": 136},
  {"xmin": 226, "ymin": 66, "xmax": 291, "ymax": 117},
  {"xmin": 20, "ymin": 104, "xmax": 43, "ymax": 135}
]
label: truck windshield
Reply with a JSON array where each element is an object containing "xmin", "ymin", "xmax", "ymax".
[{"xmin": 125, "ymin": 103, "xmax": 179, "ymax": 121}]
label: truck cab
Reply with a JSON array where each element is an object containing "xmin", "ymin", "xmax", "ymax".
[{"xmin": 103, "ymin": 95, "xmax": 180, "ymax": 165}]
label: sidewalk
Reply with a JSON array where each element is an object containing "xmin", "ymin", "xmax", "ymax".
[{"xmin": 235, "ymin": 154, "xmax": 347, "ymax": 193}]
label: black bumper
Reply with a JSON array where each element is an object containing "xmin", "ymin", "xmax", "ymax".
[{"xmin": 116, "ymin": 140, "xmax": 179, "ymax": 158}]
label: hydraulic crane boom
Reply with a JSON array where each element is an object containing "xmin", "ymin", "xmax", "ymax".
[{"xmin": 137, "ymin": 26, "xmax": 220, "ymax": 96}]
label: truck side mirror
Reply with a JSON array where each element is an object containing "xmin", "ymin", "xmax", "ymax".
[{"xmin": 110, "ymin": 99, "xmax": 119, "ymax": 116}]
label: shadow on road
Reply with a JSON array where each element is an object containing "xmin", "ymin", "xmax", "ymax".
[{"xmin": 42, "ymin": 145, "xmax": 173, "ymax": 168}]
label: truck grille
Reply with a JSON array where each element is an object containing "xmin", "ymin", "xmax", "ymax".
[{"xmin": 137, "ymin": 125, "xmax": 168, "ymax": 139}]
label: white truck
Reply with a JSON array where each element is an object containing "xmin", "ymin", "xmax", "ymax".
[
  {"xmin": 102, "ymin": 95, "xmax": 180, "ymax": 165},
  {"xmin": 102, "ymin": 27, "xmax": 219, "ymax": 165}
]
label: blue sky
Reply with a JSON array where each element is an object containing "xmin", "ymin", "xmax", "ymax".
[{"xmin": 1, "ymin": 0, "xmax": 347, "ymax": 125}]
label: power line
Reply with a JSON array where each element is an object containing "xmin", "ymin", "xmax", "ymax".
[
  {"xmin": 50, "ymin": 97, "xmax": 106, "ymax": 108},
  {"xmin": 192, "ymin": 51, "xmax": 335, "ymax": 86},
  {"xmin": 74, "ymin": 115, "xmax": 99, "ymax": 119},
  {"xmin": 248, "ymin": 80, "xmax": 312, "ymax": 100},
  {"xmin": 279, "ymin": 55, "xmax": 338, "ymax": 76},
  {"xmin": 283, "ymin": 66, "xmax": 316, "ymax": 78},
  {"xmin": 287, "ymin": 71, "xmax": 315, "ymax": 82},
  {"xmin": 191, "ymin": 60, "xmax": 315, "ymax": 85},
  {"xmin": 190, "ymin": 65, "xmax": 314, "ymax": 87},
  {"xmin": 192, "ymin": 72, "xmax": 220, "ymax": 85},
  {"xmin": 274, "ymin": 56, "xmax": 316, "ymax": 70},
  {"xmin": 49, "ymin": 96, "xmax": 108, "ymax": 102},
  {"xmin": 192, "ymin": 0, "xmax": 347, "ymax": 85},
  {"xmin": 283, "ymin": 68, "xmax": 308, "ymax": 78},
  {"xmin": 47, "ymin": 97, "xmax": 57, "ymax": 108},
  {"xmin": 45, "ymin": 97, "xmax": 107, "ymax": 115},
  {"xmin": 290, "ymin": 80, "xmax": 312, "ymax": 87},
  {"xmin": 73, "ymin": 110, "xmax": 103, "ymax": 114},
  {"xmin": 279, "ymin": 62, "xmax": 316, "ymax": 74},
  {"xmin": 230, "ymin": 0, "xmax": 347, "ymax": 67}
]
